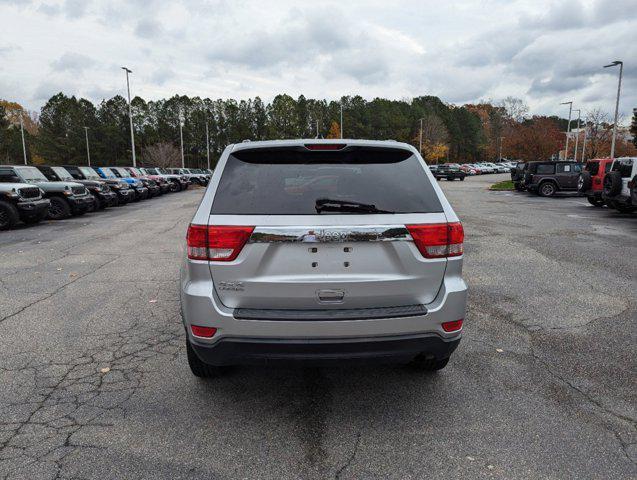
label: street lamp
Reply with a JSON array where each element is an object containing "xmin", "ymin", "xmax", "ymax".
[
  {"xmin": 499, "ymin": 136, "xmax": 505, "ymax": 162},
  {"xmin": 340, "ymin": 102, "xmax": 344, "ymax": 139},
  {"xmin": 121, "ymin": 67, "xmax": 137, "ymax": 167},
  {"xmin": 83, "ymin": 126, "xmax": 91, "ymax": 166},
  {"xmin": 178, "ymin": 110, "xmax": 185, "ymax": 169},
  {"xmin": 560, "ymin": 101, "xmax": 573, "ymax": 160},
  {"xmin": 573, "ymin": 109, "xmax": 581, "ymax": 162},
  {"xmin": 205, "ymin": 119, "xmax": 210, "ymax": 171},
  {"xmin": 19, "ymin": 113, "xmax": 27, "ymax": 165},
  {"xmin": 419, "ymin": 118, "xmax": 424, "ymax": 155},
  {"xmin": 603, "ymin": 60, "xmax": 623, "ymax": 159}
]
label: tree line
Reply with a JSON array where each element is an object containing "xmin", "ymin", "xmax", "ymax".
[{"xmin": 1, "ymin": 94, "xmax": 635, "ymax": 168}]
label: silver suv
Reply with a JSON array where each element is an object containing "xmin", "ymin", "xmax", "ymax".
[{"xmin": 180, "ymin": 140, "xmax": 467, "ymax": 376}]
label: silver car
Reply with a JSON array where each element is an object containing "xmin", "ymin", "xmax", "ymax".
[{"xmin": 180, "ymin": 140, "xmax": 467, "ymax": 377}]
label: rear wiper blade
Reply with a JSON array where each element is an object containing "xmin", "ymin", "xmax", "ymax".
[{"xmin": 315, "ymin": 198, "xmax": 394, "ymax": 214}]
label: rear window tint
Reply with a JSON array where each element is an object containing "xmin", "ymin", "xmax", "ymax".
[
  {"xmin": 586, "ymin": 161, "xmax": 599, "ymax": 176},
  {"xmin": 211, "ymin": 147, "xmax": 443, "ymax": 215}
]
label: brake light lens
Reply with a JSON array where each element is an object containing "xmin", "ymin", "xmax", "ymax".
[
  {"xmin": 187, "ymin": 224, "xmax": 254, "ymax": 261},
  {"xmin": 406, "ymin": 222, "xmax": 464, "ymax": 258},
  {"xmin": 304, "ymin": 144, "xmax": 346, "ymax": 150},
  {"xmin": 442, "ymin": 319, "xmax": 463, "ymax": 332},
  {"xmin": 191, "ymin": 325, "xmax": 217, "ymax": 338}
]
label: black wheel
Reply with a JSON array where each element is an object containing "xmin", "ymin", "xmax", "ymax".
[
  {"xmin": 47, "ymin": 197, "xmax": 72, "ymax": 220},
  {"xmin": 578, "ymin": 172, "xmax": 592, "ymax": 192},
  {"xmin": 186, "ymin": 340, "xmax": 223, "ymax": 378},
  {"xmin": 538, "ymin": 181, "xmax": 556, "ymax": 197},
  {"xmin": 603, "ymin": 171, "xmax": 622, "ymax": 197},
  {"xmin": 514, "ymin": 182, "xmax": 525, "ymax": 191},
  {"xmin": 631, "ymin": 175, "xmax": 637, "ymax": 205},
  {"xmin": 408, "ymin": 355, "xmax": 450, "ymax": 372},
  {"xmin": 170, "ymin": 181, "xmax": 180, "ymax": 192},
  {"xmin": 0, "ymin": 200, "xmax": 20, "ymax": 230},
  {"xmin": 460, "ymin": 176, "xmax": 465, "ymax": 181},
  {"xmin": 587, "ymin": 197, "xmax": 605, "ymax": 207}
]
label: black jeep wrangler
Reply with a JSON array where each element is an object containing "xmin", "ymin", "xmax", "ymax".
[{"xmin": 524, "ymin": 161, "xmax": 583, "ymax": 197}]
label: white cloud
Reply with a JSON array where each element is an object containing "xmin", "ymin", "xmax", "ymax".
[{"xmin": 0, "ymin": 0, "xmax": 634, "ymax": 122}]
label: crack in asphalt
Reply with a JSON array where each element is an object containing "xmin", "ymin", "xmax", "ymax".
[
  {"xmin": 334, "ymin": 431, "xmax": 361, "ymax": 480},
  {"xmin": 0, "ymin": 256, "xmax": 121, "ymax": 326}
]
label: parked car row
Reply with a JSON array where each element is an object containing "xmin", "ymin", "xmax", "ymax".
[
  {"xmin": 510, "ymin": 157, "xmax": 637, "ymax": 214},
  {"xmin": 430, "ymin": 161, "xmax": 514, "ymax": 180},
  {"xmin": 0, "ymin": 165, "xmax": 212, "ymax": 230}
]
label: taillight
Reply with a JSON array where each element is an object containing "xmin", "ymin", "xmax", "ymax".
[
  {"xmin": 406, "ymin": 222, "xmax": 464, "ymax": 258},
  {"xmin": 187, "ymin": 224, "xmax": 254, "ymax": 261},
  {"xmin": 191, "ymin": 325, "xmax": 217, "ymax": 338},
  {"xmin": 442, "ymin": 319, "xmax": 463, "ymax": 332}
]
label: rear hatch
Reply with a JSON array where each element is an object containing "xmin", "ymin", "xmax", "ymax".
[{"xmin": 204, "ymin": 144, "xmax": 454, "ymax": 310}]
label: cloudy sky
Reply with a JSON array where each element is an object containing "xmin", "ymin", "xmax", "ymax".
[{"xmin": 1, "ymin": 0, "xmax": 635, "ymax": 121}]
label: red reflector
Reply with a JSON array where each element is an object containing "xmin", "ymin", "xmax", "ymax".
[
  {"xmin": 304, "ymin": 144, "xmax": 346, "ymax": 150},
  {"xmin": 187, "ymin": 224, "xmax": 254, "ymax": 261},
  {"xmin": 442, "ymin": 319, "xmax": 463, "ymax": 332},
  {"xmin": 191, "ymin": 325, "xmax": 217, "ymax": 338},
  {"xmin": 406, "ymin": 222, "xmax": 464, "ymax": 258}
]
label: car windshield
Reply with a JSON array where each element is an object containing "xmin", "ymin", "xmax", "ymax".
[
  {"xmin": 51, "ymin": 166, "xmax": 74, "ymax": 181},
  {"xmin": 211, "ymin": 147, "xmax": 443, "ymax": 215},
  {"xmin": 79, "ymin": 167, "xmax": 101, "ymax": 180},
  {"xmin": 158, "ymin": 168, "xmax": 170, "ymax": 174},
  {"xmin": 16, "ymin": 166, "xmax": 48, "ymax": 183},
  {"xmin": 113, "ymin": 168, "xmax": 131, "ymax": 177},
  {"xmin": 143, "ymin": 168, "xmax": 158, "ymax": 175},
  {"xmin": 100, "ymin": 168, "xmax": 116, "ymax": 178},
  {"xmin": 128, "ymin": 168, "xmax": 142, "ymax": 176}
]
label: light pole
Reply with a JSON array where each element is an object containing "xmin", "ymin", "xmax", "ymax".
[
  {"xmin": 121, "ymin": 67, "xmax": 137, "ymax": 167},
  {"xmin": 19, "ymin": 113, "xmax": 27, "ymax": 165},
  {"xmin": 340, "ymin": 103, "xmax": 343, "ymax": 139},
  {"xmin": 560, "ymin": 101, "xmax": 573, "ymax": 160},
  {"xmin": 83, "ymin": 126, "xmax": 91, "ymax": 166},
  {"xmin": 581, "ymin": 126, "xmax": 588, "ymax": 162},
  {"xmin": 603, "ymin": 60, "xmax": 623, "ymax": 159},
  {"xmin": 179, "ymin": 110, "xmax": 185, "ymax": 168},
  {"xmin": 419, "ymin": 118, "xmax": 424, "ymax": 155},
  {"xmin": 499, "ymin": 136, "xmax": 505, "ymax": 162},
  {"xmin": 205, "ymin": 120, "xmax": 210, "ymax": 171},
  {"xmin": 573, "ymin": 109, "xmax": 581, "ymax": 162}
]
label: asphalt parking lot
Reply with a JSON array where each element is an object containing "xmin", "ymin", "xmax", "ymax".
[{"xmin": 0, "ymin": 175, "xmax": 635, "ymax": 479}]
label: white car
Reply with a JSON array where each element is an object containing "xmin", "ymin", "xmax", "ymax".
[{"xmin": 602, "ymin": 157, "xmax": 636, "ymax": 213}]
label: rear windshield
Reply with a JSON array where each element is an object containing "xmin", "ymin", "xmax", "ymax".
[
  {"xmin": 211, "ymin": 147, "xmax": 443, "ymax": 215},
  {"xmin": 585, "ymin": 161, "xmax": 599, "ymax": 176}
]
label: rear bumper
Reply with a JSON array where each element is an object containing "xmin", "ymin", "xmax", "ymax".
[
  {"xmin": 190, "ymin": 334, "xmax": 460, "ymax": 366},
  {"xmin": 180, "ymin": 256, "xmax": 467, "ymax": 366}
]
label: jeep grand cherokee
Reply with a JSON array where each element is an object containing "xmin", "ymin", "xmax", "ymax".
[{"xmin": 180, "ymin": 140, "xmax": 467, "ymax": 377}]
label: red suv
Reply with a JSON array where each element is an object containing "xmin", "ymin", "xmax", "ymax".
[{"xmin": 578, "ymin": 158, "xmax": 613, "ymax": 207}]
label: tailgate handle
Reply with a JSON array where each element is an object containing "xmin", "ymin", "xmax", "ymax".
[{"xmin": 317, "ymin": 289, "xmax": 345, "ymax": 303}]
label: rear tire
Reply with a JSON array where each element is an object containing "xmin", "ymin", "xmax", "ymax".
[
  {"xmin": 91, "ymin": 193, "xmax": 104, "ymax": 210},
  {"xmin": 603, "ymin": 171, "xmax": 622, "ymax": 197},
  {"xmin": 408, "ymin": 355, "xmax": 450, "ymax": 372},
  {"xmin": 578, "ymin": 172, "xmax": 592, "ymax": 192},
  {"xmin": 608, "ymin": 201, "xmax": 636, "ymax": 214},
  {"xmin": 47, "ymin": 196, "xmax": 72, "ymax": 220},
  {"xmin": 186, "ymin": 340, "xmax": 224, "ymax": 378},
  {"xmin": 538, "ymin": 181, "xmax": 556, "ymax": 197},
  {"xmin": 0, "ymin": 200, "xmax": 20, "ymax": 230}
]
